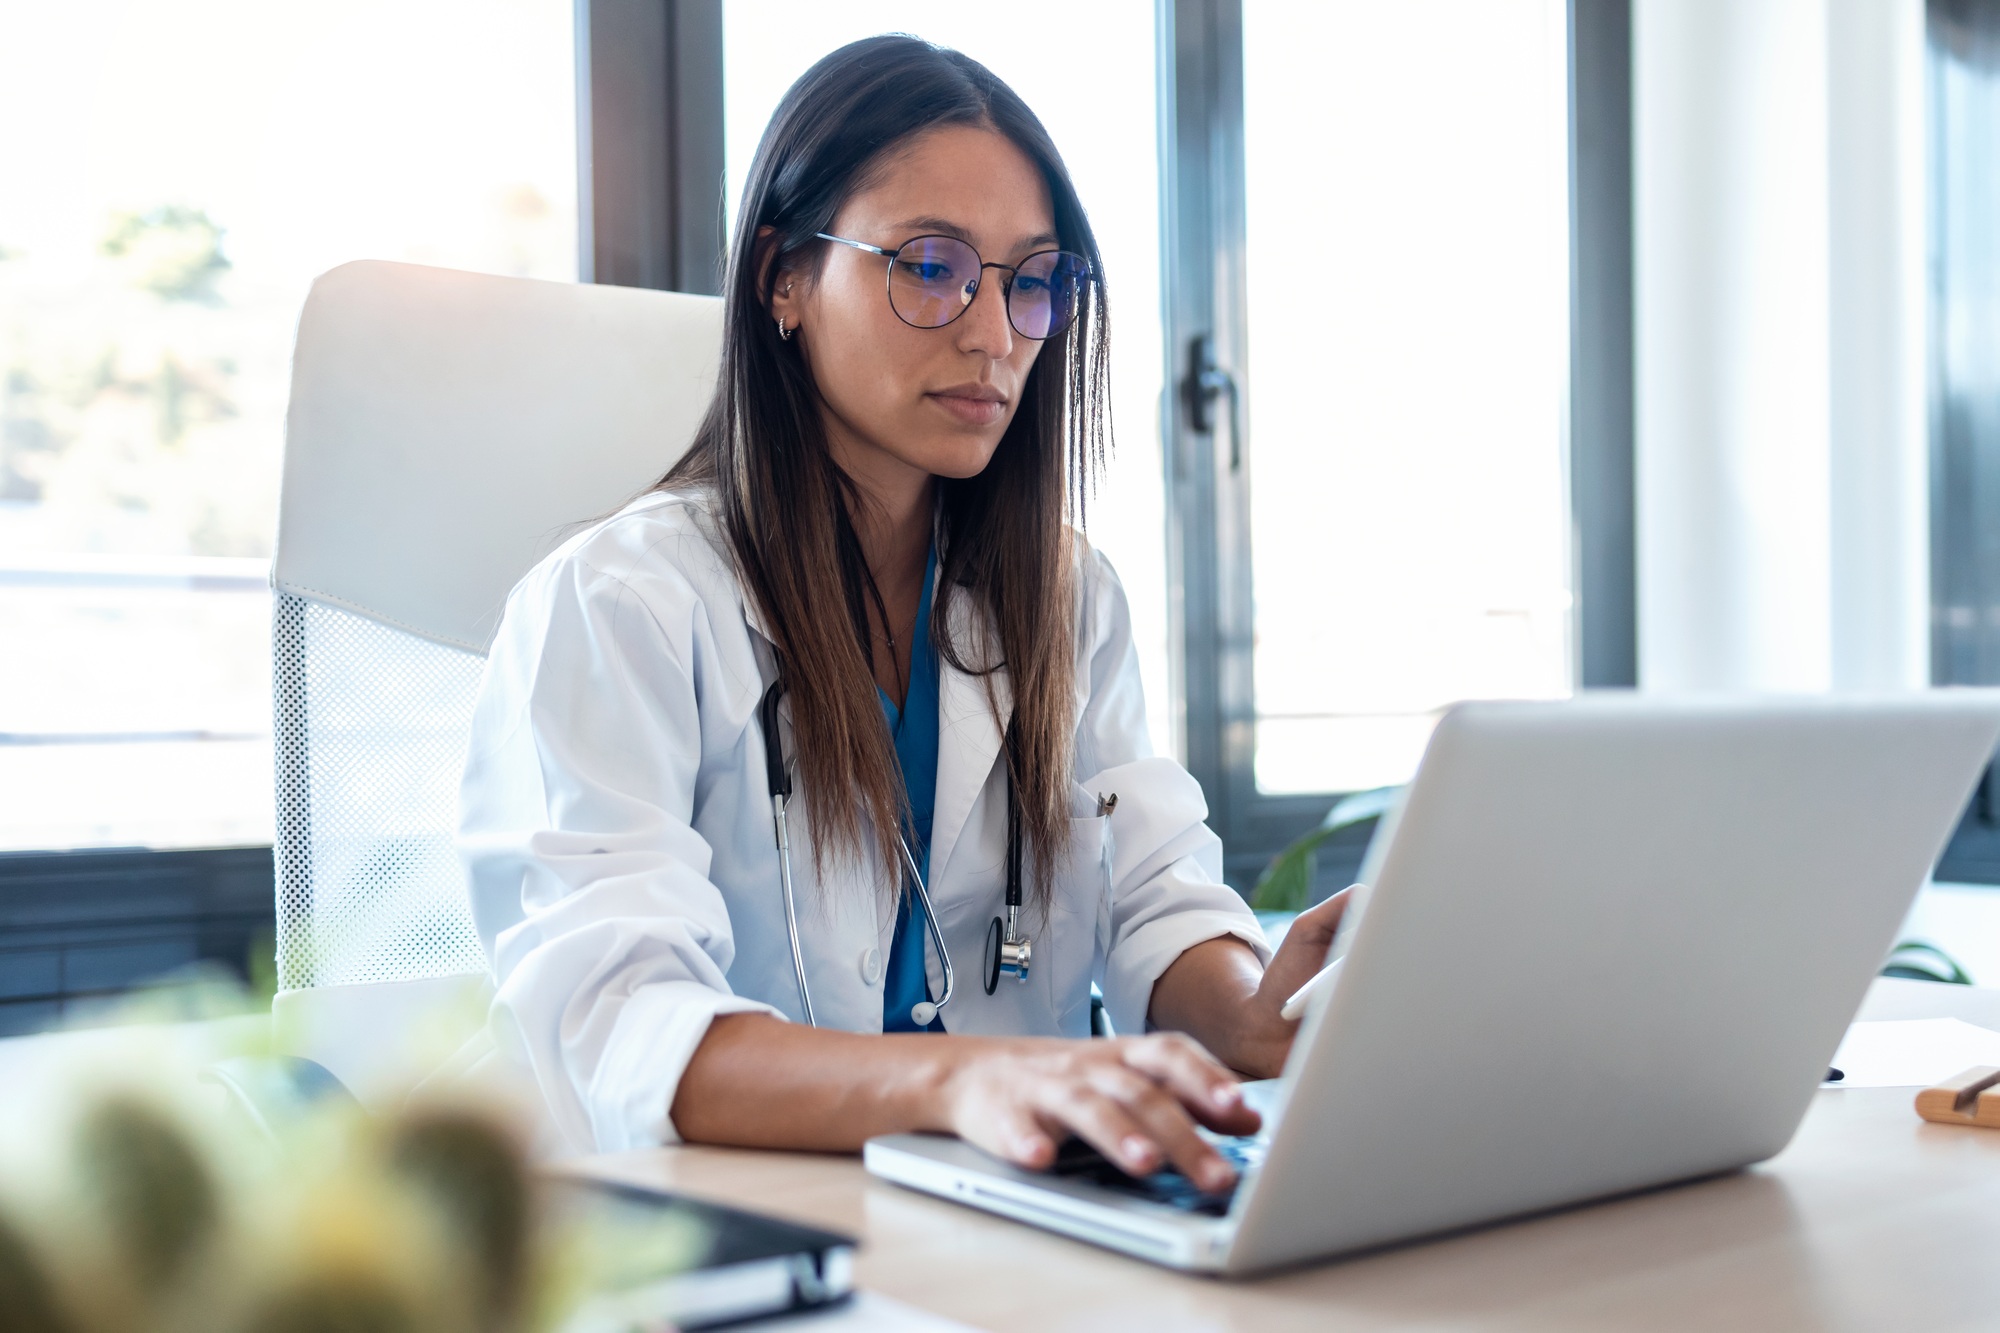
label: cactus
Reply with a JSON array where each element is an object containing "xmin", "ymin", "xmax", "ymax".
[
  {"xmin": 8, "ymin": 986, "xmax": 651, "ymax": 1333},
  {"xmin": 73, "ymin": 1095, "xmax": 218, "ymax": 1295},
  {"xmin": 384, "ymin": 1111, "xmax": 529, "ymax": 1329},
  {"xmin": 0, "ymin": 1209, "xmax": 75, "ymax": 1333},
  {"xmin": 239, "ymin": 1274, "xmax": 420, "ymax": 1333}
]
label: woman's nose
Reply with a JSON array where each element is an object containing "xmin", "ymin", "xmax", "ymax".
[{"xmin": 954, "ymin": 269, "xmax": 1015, "ymax": 358}]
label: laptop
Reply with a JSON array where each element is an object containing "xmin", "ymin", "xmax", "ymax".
[{"xmin": 864, "ymin": 693, "xmax": 2000, "ymax": 1275}]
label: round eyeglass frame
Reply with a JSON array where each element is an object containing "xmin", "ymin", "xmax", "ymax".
[{"xmin": 814, "ymin": 231, "xmax": 1091, "ymax": 341}]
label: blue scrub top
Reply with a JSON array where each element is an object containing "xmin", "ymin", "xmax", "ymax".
[{"xmin": 879, "ymin": 545, "xmax": 945, "ymax": 1033}]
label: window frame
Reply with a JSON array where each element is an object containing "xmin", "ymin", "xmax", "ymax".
[
  {"xmin": 0, "ymin": 846, "xmax": 275, "ymax": 1035},
  {"xmin": 1924, "ymin": 0, "xmax": 2000, "ymax": 884},
  {"xmin": 576, "ymin": 0, "xmax": 726, "ymax": 294}
]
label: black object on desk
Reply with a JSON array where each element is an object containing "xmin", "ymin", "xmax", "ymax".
[{"xmin": 550, "ymin": 1177, "xmax": 856, "ymax": 1329}]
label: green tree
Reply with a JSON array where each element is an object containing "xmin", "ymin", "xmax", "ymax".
[{"xmin": 100, "ymin": 205, "xmax": 232, "ymax": 304}]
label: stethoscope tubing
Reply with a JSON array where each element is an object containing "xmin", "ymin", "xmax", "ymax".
[
  {"xmin": 895, "ymin": 826, "xmax": 954, "ymax": 1025},
  {"xmin": 761, "ymin": 675, "xmax": 981, "ymax": 1029},
  {"xmin": 770, "ymin": 790, "xmax": 815, "ymax": 1027}
]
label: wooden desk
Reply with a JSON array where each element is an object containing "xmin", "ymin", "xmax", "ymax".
[{"xmin": 574, "ymin": 980, "xmax": 2000, "ymax": 1331}]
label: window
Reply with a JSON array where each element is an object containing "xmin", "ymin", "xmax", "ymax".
[
  {"xmin": 1160, "ymin": 0, "xmax": 1575, "ymax": 880},
  {"xmin": 1240, "ymin": 0, "xmax": 1572, "ymax": 795},
  {"xmin": 0, "ymin": 0, "xmax": 577, "ymax": 851},
  {"xmin": 720, "ymin": 1, "xmax": 1175, "ymax": 756}
]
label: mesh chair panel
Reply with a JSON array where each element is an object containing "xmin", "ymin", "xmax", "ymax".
[{"xmin": 274, "ymin": 592, "xmax": 488, "ymax": 990}]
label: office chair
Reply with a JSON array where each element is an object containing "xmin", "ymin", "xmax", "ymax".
[{"xmin": 269, "ymin": 259, "xmax": 721, "ymax": 1108}]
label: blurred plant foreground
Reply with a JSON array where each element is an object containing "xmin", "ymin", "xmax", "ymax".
[{"xmin": 0, "ymin": 979, "xmax": 694, "ymax": 1333}]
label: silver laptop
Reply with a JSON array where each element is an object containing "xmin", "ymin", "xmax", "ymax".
[{"xmin": 865, "ymin": 693, "xmax": 2000, "ymax": 1275}]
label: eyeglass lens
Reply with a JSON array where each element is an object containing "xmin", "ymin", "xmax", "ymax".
[{"xmin": 886, "ymin": 236, "xmax": 1087, "ymax": 340}]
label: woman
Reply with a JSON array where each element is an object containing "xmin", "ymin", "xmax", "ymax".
[{"xmin": 460, "ymin": 35, "xmax": 1345, "ymax": 1192}]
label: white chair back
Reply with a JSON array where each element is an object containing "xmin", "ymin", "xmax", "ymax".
[{"xmin": 272, "ymin": 259, "xmax": 720, "ymax": 1089}]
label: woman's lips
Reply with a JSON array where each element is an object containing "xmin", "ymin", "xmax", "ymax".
[{"xmin": 928, "ymin": 391, "xmax": 1007, "ymax": 426}]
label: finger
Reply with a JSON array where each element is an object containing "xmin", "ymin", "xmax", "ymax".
[
  {"xmin": 1314, "ymin": 884, "xmax": 1358, "ymax": 925},
  {"xmin": 1260, "ymin": 889, "xmax": 1359, "ymax": 1010},
  {"xmin": 1038, "ymin": 1083, "xmax": 1165, "ymax": 1179},
  {"xmin": 1120, "ymin": 1035, "xmax": 1263, "ymax": 1135},
  {"xmin": 1288, "ymin": 886, "xmax": 1355, "ymax": 947},
  {"xmin": 966, "ymin": 1099, "xmax": 1057, "ymax": 1172},
  {"xmin": 1087, "ymin": 1065, "xmax": 1237, "ymax": 1193}
]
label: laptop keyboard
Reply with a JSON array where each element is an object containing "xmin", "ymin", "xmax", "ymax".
[{"xmin": 1047, "ymin": 1135, "xmax": 1264, "ymax": 1217}]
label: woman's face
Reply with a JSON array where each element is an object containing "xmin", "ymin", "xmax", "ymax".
[{"xmin": 772, "ymin": 124, "xmax": 1059, "ymax": 492}]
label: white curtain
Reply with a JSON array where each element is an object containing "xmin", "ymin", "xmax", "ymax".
[{"xmin": 1634, "ymin": 0, "xmax": 1929, "ymax": 692}]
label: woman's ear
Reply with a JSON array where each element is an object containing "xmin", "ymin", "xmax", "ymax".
[{"xmin": 756, "ymin": 225, "xmax": 806, "ymax": 337}]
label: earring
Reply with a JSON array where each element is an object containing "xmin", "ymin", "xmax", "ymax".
[{"xmin": 777, "ymin": 315, "xmax": 793, "ymax": 341}]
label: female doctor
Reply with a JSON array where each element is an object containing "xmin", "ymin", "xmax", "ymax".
[{"xmin": 459, "ymin": 35, "xmax": 1346, "ymax": 1194}]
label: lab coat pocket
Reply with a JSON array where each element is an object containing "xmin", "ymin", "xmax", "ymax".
[{"xmin": 1045, "ymin": 785, "xmax": 1116, "ymax": 1035}]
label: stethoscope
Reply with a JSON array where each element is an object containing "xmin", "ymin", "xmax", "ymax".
[{"xmin": 759, "ymin": 678, "xmax": 1033, "ymax": 1029}]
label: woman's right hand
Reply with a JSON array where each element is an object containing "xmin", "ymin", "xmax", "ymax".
[{"xmin": 934, "ymin": 1033, "xmax": 1263, "ymax": 1193}]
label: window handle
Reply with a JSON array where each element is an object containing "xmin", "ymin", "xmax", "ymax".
[{"xmin": 1183, "ymin": 333, "xmax": 1242, "ymax": 471}]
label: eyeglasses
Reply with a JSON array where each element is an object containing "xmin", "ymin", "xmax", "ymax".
[{"xmin": 815, "ymin": 232, "xmax": 1090, "ymax": 341}]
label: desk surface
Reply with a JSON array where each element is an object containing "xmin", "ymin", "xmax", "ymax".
[{"xmin": 575, "ymin": 979, "xmax": 2000, "ymax": 1332}]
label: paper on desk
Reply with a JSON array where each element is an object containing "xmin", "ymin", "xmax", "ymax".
[{"xmin": 1826, "ymin": 1018, "xmax": 2000, "ymax": 1088}]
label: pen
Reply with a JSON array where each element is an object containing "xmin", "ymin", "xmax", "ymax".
[{"xmin": 1279, "ymin": 956, "xmax": 1346, "ymax": 1021}]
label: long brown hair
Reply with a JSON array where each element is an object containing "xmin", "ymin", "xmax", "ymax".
[{"xmin": 662, "ymin": 35, "xmax": 1111, "ymax": 902}]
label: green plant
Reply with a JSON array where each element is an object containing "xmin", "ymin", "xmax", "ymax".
[
  {"xmin": 1881, "ymin": 940, "xmax": 1974, "ymax": 985},
  {"xmin": 1250, "ymin": 787, "xmax": 1402, "ymax": 912}
]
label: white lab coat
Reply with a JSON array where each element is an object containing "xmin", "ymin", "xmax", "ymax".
[{"xmin": 458, "ymin": 489, "xmax": 1268, "ymax": 1154}]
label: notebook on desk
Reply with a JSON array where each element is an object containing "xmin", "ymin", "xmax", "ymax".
[
  {"xmin": 551, "ymin": 1177, "xmax": 855, "ymax": 1328},
  {"xmin": 867, "ymin": 693, "xmax": 2000, "ymax": 1274}
]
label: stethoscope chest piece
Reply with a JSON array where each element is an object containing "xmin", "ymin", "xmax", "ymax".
[
  {"xmin": 983, "ymin": 724, "xmax": 1033, "ymax": 996},
  {"xmin": 984, "ymin": 913, "xmax": 1032, "ymax": 995}
]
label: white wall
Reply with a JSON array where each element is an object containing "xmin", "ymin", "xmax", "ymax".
[{"xmin": 1634, "ymin": 0, "xmax": 1928, "ymax": 693}]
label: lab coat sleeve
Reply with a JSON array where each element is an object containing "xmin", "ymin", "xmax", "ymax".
[
  {"xmin": 1074, "ymin": 549, "xmax": 1272, "ymax": 1037},
  {"xmin": 459, "ymin": 545, "xmax": 781, "ymax": 1156}
]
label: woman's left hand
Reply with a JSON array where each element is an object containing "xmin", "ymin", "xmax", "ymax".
[
  {"xmin": 1149, "ymin": 886, "xmax": 1356, "ymax": 1079},
  {"xmin": 1234, "ymin": 887, "xmax": 1355, "ymax": 1072}
]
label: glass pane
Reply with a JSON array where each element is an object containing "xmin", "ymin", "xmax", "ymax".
[
  {"xmin": 1241, "ymin": 0, "xmax": 1572, "ymax": 794},
  {"xmin": 0, "ymin": 0, "xmax": 577, "ymax": 849},
  {"xmin": 722, "ymin": 2, "xmax": 1174, "ymax": 757}
]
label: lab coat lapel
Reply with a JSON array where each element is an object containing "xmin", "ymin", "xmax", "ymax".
[
  {"xmin": 738, "ymin": 576, "xmax": 775, "ymax": 652},
  {"xmin": 738, "ymin": 578, "xmax": 790, "ymax": 707},
  {"xmin": 929, "ymin": 587, "xmax": 1011, "ymax": 890}
]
